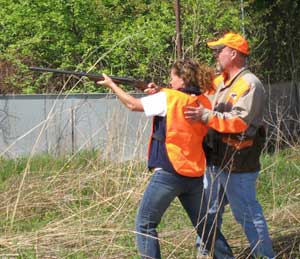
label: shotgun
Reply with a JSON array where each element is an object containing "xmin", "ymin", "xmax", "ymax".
[{"xmin": 29, "ymin": 66, "xmax": 149, "ymax": 91}]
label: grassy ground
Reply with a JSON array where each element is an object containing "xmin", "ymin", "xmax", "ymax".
[{"xmin": 0, "ymin": 148, "xmax": 299, "ymax": 259}]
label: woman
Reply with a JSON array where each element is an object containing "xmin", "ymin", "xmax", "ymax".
[{"xmin": 97, "ymin": 59, "xmax": 233, "ymax": 259}]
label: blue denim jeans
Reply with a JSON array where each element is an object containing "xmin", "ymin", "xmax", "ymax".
[
  {"xmin": 196, "ymin": 165, "xmax": 226, "ymax": 250},
  {"xmin": 197, "ymin": 166, "xmax": 275, "ymax": 258},
  {"xmin": 135, "ymin": 169, "xmax": 233, "ymax": 259}
]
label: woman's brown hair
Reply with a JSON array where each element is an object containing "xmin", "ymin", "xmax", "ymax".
[{"xmin": 171, "ymin": 59, "xmax": 215, "ymax": 93}]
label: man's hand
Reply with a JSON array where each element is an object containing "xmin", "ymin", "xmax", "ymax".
[
  {"xmin": 144, "ymin": 82, "xmax": 161, "ymax": 94},
  {"xmin": 184, "ymin": 101, "xmax": 205, "ymax": 122}
]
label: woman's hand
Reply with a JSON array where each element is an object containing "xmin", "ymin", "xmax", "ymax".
[
  {"xmin": 144, "ymin": 82, "xmax": 161, "ymax": 95},
  {"xmin": 97, "ymin": 73, "xmax": 117, "ymax": 88}
]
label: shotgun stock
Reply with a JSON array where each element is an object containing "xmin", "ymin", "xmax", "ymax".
[{"xmin": 29, "ymin": 66, "xmax": 149, "ymax": 91}]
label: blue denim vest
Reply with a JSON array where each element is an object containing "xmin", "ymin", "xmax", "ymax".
[{"xmin": 148, "ymin": 116, "xmax": 177, "ymax": 174}]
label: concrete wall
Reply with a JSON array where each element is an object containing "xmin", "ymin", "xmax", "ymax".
[
  {"xmin": 264, "ymin": 81, "xmax": 300, "ymax": 147},
  {"xmin": 0, "ymin": 82, "xmax": 299, "ymax": 159},
  {"xmin": 0, "ymin": 93, "xmax": 151, "ymax": 161}
]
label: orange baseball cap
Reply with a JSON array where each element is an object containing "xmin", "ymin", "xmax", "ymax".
[{"xmin": 207, "ymin": 32, "xmax": 250, "ymax": 56}]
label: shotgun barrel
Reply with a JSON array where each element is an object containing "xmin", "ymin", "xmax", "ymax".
[{"xmin": 29, "ymin": 66, "xmax": 149, "ymax": 91}]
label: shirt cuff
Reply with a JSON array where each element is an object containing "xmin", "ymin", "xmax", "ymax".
[{"xmin": 200, "ymin": 108, "xmax": 211, "ymax": 124}]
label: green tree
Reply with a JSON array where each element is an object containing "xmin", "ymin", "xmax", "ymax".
[
  {"xmin": 2, "ymin": 0, "xmax": 297, "ymax": 93},
  {"xmin": 247, "ymin": 0, "xmax": 300, "ymax": 83}
]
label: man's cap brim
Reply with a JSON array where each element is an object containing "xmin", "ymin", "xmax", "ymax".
[{"xmin": 207, "ymin": 43, "xmax": 226, "ymax": 50}]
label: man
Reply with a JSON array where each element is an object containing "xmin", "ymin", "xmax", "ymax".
[{"xmin": 185, "ymin": 32, "xmax": 275, "ymax": 258}]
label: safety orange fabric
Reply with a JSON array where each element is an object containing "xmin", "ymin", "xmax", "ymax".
[
  {"xmin": 222, "ymin": 136, "xmax": 254, "ymax": 150},
  {"xmin": 207, "ymin": 32, "xmax": 250, "ymax": 56},
  {"xmin": 207, "ymin": 116, "xmax": 248, "ymax": 133},
  {"xmin": 214, "ymin": 74, "xmax": 226, "ymax": 88},
  {"xmin": 148, "ymin": 88, "xmax": 211, "ymax": 177},
  {"xmin": 225, "ymin": 77, "xmax": 250, "ymax": 105}
]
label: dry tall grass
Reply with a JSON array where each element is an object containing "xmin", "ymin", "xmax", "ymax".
[{"xmin": 0, "ymin": 147, "xmax": 299, "ymax": 258}]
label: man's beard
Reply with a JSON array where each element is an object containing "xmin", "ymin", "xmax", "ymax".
[{"xmin": 215, "ymin": 61, "xmax": 224, "ymax": 74}]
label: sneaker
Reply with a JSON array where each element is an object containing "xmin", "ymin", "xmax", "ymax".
[{"xmin": 196, "ymin": 244, "xmax": 211, "ymax": 259}]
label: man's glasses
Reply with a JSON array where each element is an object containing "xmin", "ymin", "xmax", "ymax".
[{"xmin": 213, "ymin": 46, "xmax": 225, "ymax": 56}]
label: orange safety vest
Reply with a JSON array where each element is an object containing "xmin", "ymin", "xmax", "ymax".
[{"xmin": 148, "ymin": 88, "xmax": 211, "ymax": 177}]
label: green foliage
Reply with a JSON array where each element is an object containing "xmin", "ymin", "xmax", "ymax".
[
  {"xmin": 180, "ymin": 0, "xmax": 244, "ymax": 63},
  {"xmin": 246, "ymin": 0, "xmax": 300, "ymax": 82},
  {"xmin": 259, "ymin": 148, "xmax": 300, "ymax": 208},
  {"xmin": 0, "ymin": 0, "xmax": 299, "ymax": 93},
  {"xmin": 0, "ymin": 151, "xmax": 97, "ymax": 188},
  {"xmin": 0, "ymin": 0, "xmax": 251, "ymax": 93}
]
